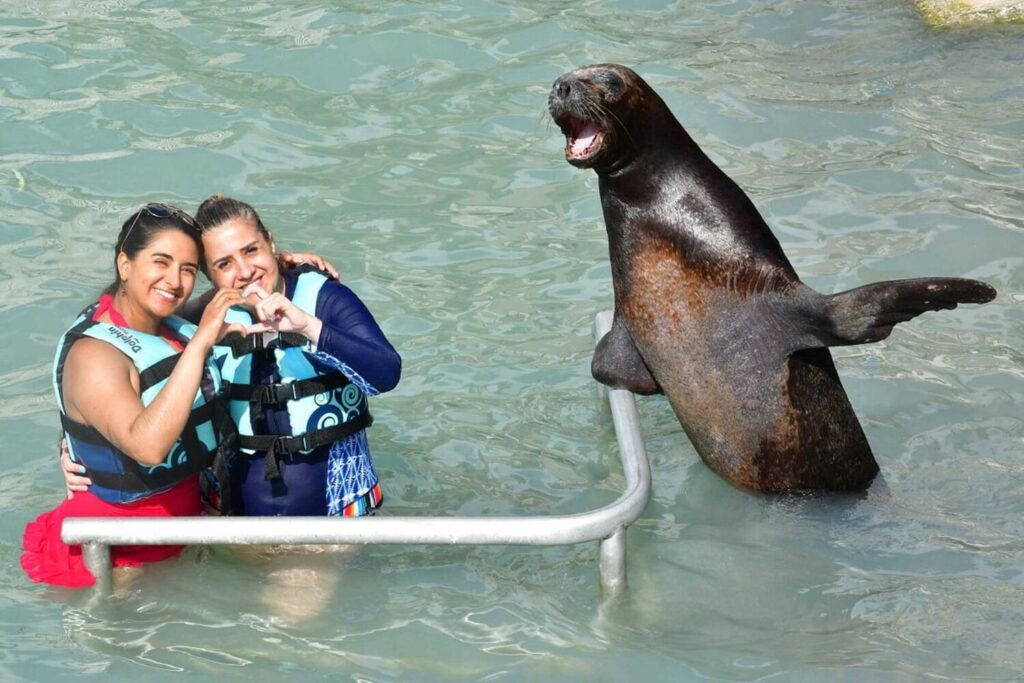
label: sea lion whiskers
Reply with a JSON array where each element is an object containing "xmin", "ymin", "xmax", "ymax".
[{"xmin": 587, "ymin": 97, "xmax": 636, "ymax": 146}]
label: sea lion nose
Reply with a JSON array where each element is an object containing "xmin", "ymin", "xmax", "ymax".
[{"xmin": 555, "ymin": 78, "xmax": 572, "ymax": 100}]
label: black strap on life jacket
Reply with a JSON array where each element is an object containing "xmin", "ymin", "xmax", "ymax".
[
  {"xmin": 137, "ymin": 354, "xmax": 181, "ymax": 394},
  {"xmin": 54, "ymin": 312, "xmax": 99, "ymax": 409},
  {"xmin": 222, "ymin": 372, "xmax": 352, "ymax": 406},
  {"xmin": 236, "ymin": 409, "xmax": 373, "ymax": 481},
  {"xmin": 208, "ymin": 434, "xmax": 235, "ymax": 515},
  {"xmin": 215, "ymin": 330, "xmax": 308, "ymax": 357}
]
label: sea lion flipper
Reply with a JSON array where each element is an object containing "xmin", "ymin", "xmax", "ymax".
[
  {"xmin": 592, "ymin": 316, "xmax": 662, "ymax": 395},
  {"xmin": 822, "ymin": 277, "xmax": 997, "ymax": 345}
]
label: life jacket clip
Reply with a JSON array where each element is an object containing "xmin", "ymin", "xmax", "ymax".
[
  {"xmin": 258, "ymin": 330, "xmax": 279, "ymax": 348},
  {"xmin": 256, "ymin": 381, "xmax": 300, "ymax": 405}
]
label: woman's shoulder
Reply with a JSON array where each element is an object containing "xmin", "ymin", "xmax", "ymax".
[
  {"xmin": 287, "ymin": 265, "xmax": 359, "ymax": 304},
  {"xmin": 62, "ymin": 335, "xmax": 137, "ymax": 409}
]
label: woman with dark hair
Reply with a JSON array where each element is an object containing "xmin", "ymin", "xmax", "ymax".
[
  {"xmin": 23, "ymin": 204, "xmax": 243, "ymax": 588},
  {"xmin": 191, "ymin": 195, "xmax": 400, "ymax": 518}
]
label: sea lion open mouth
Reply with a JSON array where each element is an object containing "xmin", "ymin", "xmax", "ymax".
[{"xmin": 557, "ymin": 114, "xmax": 604, "ymax": 162}]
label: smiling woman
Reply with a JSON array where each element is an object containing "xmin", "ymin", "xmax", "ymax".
[
  {"xmin": 21, "ymin": 204, "xmax": 242, "ymax": 588},
  {"xmin": 191, "ymin": 195, "xmax": 401, "ymax": 518}
]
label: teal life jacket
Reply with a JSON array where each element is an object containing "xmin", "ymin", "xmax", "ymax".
[
  {"xmin": 54, "ymin": 304, "xmax": 232, "ymax": 504},
  {"xmin": 212, "ymin": 270, "xmax": 372, "ymax": 481}
]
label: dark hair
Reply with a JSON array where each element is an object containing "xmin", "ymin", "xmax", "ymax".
[
  {"xmin": 194, "ymin": 195, "xmax": 280, "ymax": 275},
  {"xmin": 105, "ymin": 203, "xmax": 202, "ymax": 295}
]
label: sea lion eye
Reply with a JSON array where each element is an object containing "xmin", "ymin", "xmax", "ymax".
[{"xmin": 597, "ymin": 72, "xmax": 626, "ymax": 99}]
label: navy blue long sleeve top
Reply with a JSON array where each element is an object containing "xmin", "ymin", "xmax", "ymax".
[
  {"xmin": 183, "ymin": 269, "xmax": 400, "ymax": 515},
  {"xmin": 299, "ymin": 273, "xmax": 401, "ymax": 393}
]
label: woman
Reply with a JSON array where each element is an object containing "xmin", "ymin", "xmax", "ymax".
[
  {"xmin": 64, "ymin": 196, "xmax": 401, "ymax": 518},
  {"xmin": 23, "ymin": 203, "xmax": 243, "ymax": 588},
  {"xmin": 192, "ymin": 195, "xmax": 401, "ymax": 517}
]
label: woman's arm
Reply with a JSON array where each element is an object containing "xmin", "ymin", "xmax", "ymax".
[
  {"xmin": 313, "ymin": 281, "xmax": 401, "ymax": 393},
  {"xmin": 62, "ymin": 290, "xmax": 244, "ymax": 466}
]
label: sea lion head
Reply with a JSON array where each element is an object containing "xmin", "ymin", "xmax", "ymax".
[{"xmin": 548, "ymin": 63, "xmax": 656, "ymax": 173}]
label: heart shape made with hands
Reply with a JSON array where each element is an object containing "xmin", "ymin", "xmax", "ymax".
[{"xmin": 240, "ymin": 283, "xmax": 315, "ymax": 338}]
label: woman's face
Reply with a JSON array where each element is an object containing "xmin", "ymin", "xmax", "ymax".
[
  {"xmin": 202, "ymin": 218, "xmax": 281, "ymax": 303},
  {"xmin": 117, "ymin": 229, "xmax": 200, "ymax": 319}
]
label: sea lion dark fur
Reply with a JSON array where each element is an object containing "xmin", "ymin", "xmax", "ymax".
[{"xmin": 548, "ymin": 63, "xmax": 996, "ymax": 492}]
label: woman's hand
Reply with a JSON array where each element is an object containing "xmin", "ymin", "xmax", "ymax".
[
  {"xmin": 192, "ymin": 288, "xmax": 247, "ymax": 349},
  {"xmin": 242, "ymin": 283, "xmax": 323, "ymax": 343},
  {"xmin": 59, "ymin": 437, "xmax": 91, "ymax": 499},
  {"xmin": 279, "ymin": 251, "xmax": 339, "ymax": 280}
]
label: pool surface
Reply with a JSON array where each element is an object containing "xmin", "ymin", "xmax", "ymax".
[{"xmin": 1, "ymin": 2, "xmax": 1022, "ymax": 680}]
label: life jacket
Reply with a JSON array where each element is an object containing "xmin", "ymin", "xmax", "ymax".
[
  {"xmin": 213, "ymin": 270, "xmax": 372, "ymax": 482},
  {"xmin": 54, "ymin": 304, "xmax": 232, "ymax": 504}
]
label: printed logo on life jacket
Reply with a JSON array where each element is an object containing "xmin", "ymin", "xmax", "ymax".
[{"xmin": 107, "ymin": 325, "xmax": 143, "ymax": 354}]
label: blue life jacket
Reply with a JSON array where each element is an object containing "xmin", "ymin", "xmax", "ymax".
[
  {"xmin": 212, "ymin": 270, "xmax": 372, "ymax": 482},
  {"xmin": 54, "ymin": 303, "xmax": 231, "ymax": 504}
]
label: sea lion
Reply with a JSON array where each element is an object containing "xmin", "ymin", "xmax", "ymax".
[{"xmin": 548, "ymin": 63, "xmax": 996, "ymax": 492}]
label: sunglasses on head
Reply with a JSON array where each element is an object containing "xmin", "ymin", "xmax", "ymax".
[{"xmin": 121, "ymin": 203, "xmax": 200, "ymax": 247}]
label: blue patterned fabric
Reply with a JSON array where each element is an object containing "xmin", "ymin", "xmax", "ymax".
[
  {"xmin": 325, "ymin": 431, "xmax": 379, "ymax": 515},
  {"xmin": 309, "ymin": 347, "xmax": 382, "ymax": 516}
]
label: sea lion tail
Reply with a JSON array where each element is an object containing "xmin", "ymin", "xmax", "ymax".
[{"xmin": 823, "ymin": 277, "xmax": 996, "ymax": 345}]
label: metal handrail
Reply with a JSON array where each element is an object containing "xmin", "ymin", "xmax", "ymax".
[{"xmin": 63, "ymin": 310, "xmax": 651, "ymax": 593}]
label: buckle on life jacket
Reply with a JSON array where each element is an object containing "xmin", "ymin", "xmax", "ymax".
[
  {"xmin": 238, "ymin": 410, "xmax": 373, "ymax": 481},
  {"xmin": 217, "ymin": 330, "xmax": 307, "ymax": 357},
  {"xmin": 256, "ymin": 382, "xmax": 300, "ymax": 405},
  {"xmin": 262, "ymin": 433, "xmax": 311, "ymax": 480},
  {"xmin": 258, "ymin": 330, "xmax": 279, "ymax": 349}
]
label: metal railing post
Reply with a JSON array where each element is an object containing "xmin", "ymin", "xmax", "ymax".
[
  {"xmin": 81, "ymin": 542, "xmax": 111, "ymax": 592},
  {"xmin": 598, "ymin": 527, "xmax": 627, "ymax": 593}
]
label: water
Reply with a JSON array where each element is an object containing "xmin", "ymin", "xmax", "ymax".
[{"xmin": 1, "ymin": 1, "xmax": 1022, "ymax": 680}]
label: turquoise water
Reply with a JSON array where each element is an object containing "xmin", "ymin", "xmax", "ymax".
[{"xmin": 2, "ymin": 1, "xmax": 1022, "ymax": 680}]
